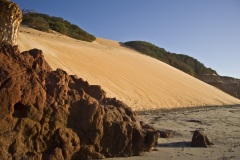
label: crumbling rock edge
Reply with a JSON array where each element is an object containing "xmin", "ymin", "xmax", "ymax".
[
  {"xmin": 0, "ymin": 0, "xmax": 22, "ymax": 45},
  {"xmin": 199, "ymin": 75, "xmax": 240, "ymax": 99},
  {"xmin": 0, "ymin": 44, "xmax": 158, "ymax": 160}
]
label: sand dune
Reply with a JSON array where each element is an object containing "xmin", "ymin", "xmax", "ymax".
[{"xmin": 17, "ymin": 26, "xmax": 240, "ymax": 110}]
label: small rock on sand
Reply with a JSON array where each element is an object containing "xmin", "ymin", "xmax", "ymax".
[{"xmin": 191, "ymin": 130, "xmax": 213, "ymax": 147}]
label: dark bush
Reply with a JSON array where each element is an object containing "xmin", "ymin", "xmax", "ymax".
[
  {"xmin": 22, "ymin": 12, "xmax": 96, "ymax": 42},
  {"xmin": 124, "ymin": 41, "xmax": 217, "ymax": 78},
  {"xmin": 22, "ymin": 14, "xmax": 50, "ymax": 32}
]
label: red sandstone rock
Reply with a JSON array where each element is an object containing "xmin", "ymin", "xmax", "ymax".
[
  {"xmin": 0, "ymin": 43, "xmax": 158, "ymax": 159},
  {"xmin": 0, "ymin": 0, "xmax": 22, "ymax": 45}
]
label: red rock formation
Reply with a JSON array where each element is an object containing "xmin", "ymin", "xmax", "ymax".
[
  {"xmin": 0, "ymin": 43, "xmax": 158, "ymax": 159},
  {"xmin": 0, "ymin": 0, "xmax": 22, "ymax": 45}
]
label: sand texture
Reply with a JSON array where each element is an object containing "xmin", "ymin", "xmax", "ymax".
[
  {"xmin": 18, "ymin": 26, "xmax": 240, "ymax": 111},
  {"xmin": 109, "ymin": 105, "xmax": 240, "ymax": 160}
]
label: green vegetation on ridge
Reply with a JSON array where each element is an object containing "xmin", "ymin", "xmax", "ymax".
[
  {"xmin": 22, "ymin": 12, "xmax": 96, "ymax": 42},
  {"xmin": 124, "ymin": 41, "xmax": 217, "ymax": 77}
]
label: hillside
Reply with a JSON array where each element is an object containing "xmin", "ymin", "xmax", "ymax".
[
  {"xmin": 199, "ymin": 75, "xmax": 240, "ymax": 99},
  {"xmin": 21, "ymin": 10, "xmax": 240, "ymax": 101},
  {"xmin": 17, "ymin": 26, "xmax": 240, "ymax": 110},
  {"xmin": 22, "ymin": 12, "xmax": 96, "ymax": 42},
  {"xmin": 124, "ymin": 41, "xmax": 240, "ymax": 99},
  {"xmin": 124, "ymin": 41, "xmax": 217, "ymax": 77}
]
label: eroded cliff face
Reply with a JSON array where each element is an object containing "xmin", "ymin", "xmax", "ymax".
[
  {"xmin": 0, "ymin": 44, "xmax": 158, "ymax": 159},
  {"xmin": 0, "ymin": 0, "xmax": 22, "ymax": 45},
  {"xmin": 200, "ymin": 75, "xmax": 240, "ymax": 99}
]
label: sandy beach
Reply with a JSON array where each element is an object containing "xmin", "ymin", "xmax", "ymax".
[
  {"xmin": 17, "ymin": 26, "xmax": 240, "ymax": 159},
  {"xmin": 109, "ymin": 105, "xmax": 240, "ymax": 160},
  {"xmin": 18, "ymin": 26, "xmax": 240, "ymax": 111},
  {"xmin": 1, "ymin": 1, "xmax": 240, "ymax": 159}
]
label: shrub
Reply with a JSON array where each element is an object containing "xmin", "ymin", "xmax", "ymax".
[
  {"xmin": 124, "ymin": 41, "xmax": 217, "ymax": 77},
  {"xmin": 22, "ymin": 12, "xmax": 96, "ymax": 42},
  {"xmin": 22, "ymin": 14, "xmax": 50, "ymax": 32}
]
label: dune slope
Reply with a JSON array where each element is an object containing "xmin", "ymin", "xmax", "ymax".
[{"xmin": 18, "ymin": 26, "xmax": 240, "ymax": 110}]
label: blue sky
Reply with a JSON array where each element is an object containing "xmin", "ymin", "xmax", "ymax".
[{"xmin": 12, "ymin": 0, "xmax": 240, "ymax": 78}]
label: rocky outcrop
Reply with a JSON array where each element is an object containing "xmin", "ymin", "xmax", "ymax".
[
  {"xmin": 158, "ymin": 130, "xmax": 175, "ymax": 138},
  {"xmin": 199, "ymin": 75, "xmax": 240, "ymax": 99},
  {"xmin": 0, "ymin": 0, "xmax": 22, "ymax": 45},
  {"xmin": 191, "ymin": 130, "xmax": 213, "ymax": 148},
  {"xmin": 0, "ymin": 44, "xmax": 158, "ymax": 159}
]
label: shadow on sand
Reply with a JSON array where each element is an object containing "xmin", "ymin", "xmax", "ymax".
[{"xmin": 157, "ymin": 141, "xmax": 192, "ymax": 148}]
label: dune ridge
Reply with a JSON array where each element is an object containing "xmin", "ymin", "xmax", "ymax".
[{"xmin": 18, "ymin": 26, "xmax": 240, "ymax": 110}]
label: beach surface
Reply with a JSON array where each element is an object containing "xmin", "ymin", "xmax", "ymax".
[
  {"xmin": 17, "ymin": 26, "xmax": 240, "ymax": 111},
  {"xmin": 17, "ymin": 27, "xmax": 240, "ymax": 159},
  {"xmin": 109, "ymin": 105, "xmax": 240, "ymax": 160}
]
